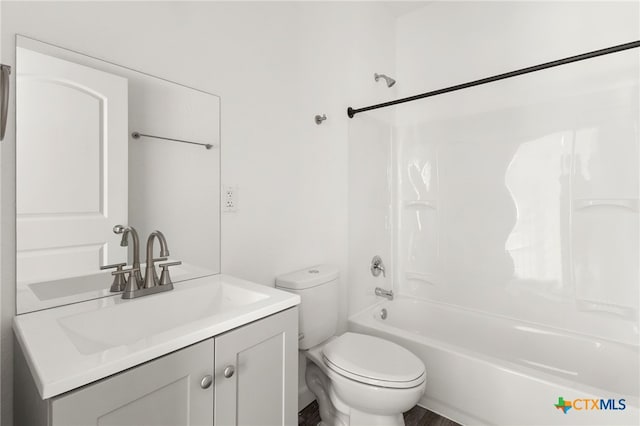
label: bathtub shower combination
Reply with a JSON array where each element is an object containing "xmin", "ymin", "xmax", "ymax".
[
  {"xmin": 347, "ymin": 29, "xmax": 639, "ymax": 426},
  {"xmin": 350, "ymin": 298, "xmax": 638, "ymax": 425}
]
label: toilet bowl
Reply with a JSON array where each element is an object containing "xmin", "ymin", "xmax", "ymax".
[
  {"xmin": 305, "ymin": 333, "xmax": 426, "ymax": 426},
  {"xmin": 276, "ymin": 266, "xmax": 426, "ymax": 426}
]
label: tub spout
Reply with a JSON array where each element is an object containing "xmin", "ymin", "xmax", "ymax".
[{"xmin": 375, "ymin": 287, "xmax": 394, "ymax": 300}]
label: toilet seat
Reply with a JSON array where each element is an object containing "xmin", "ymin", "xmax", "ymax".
[{"xmin": 322, "ymin": 332, "xmax": 425, "ymax": 389}]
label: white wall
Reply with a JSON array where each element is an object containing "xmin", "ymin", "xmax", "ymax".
[
  {"xmin": 0, "ymin": 1, "xmax": 396, "ymax": 423},
  {"xmin": 396, "ymin": 1, "xmax": 639, "ymax": 100},
  {"xmin": 393, "ymin": 0, "xmax": 639, "ymax": 342},
  {"xmin": 347, "ymin": 109, "xmax": 395, "ymax": 317}
]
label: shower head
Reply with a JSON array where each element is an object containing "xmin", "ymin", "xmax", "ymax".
[{"xmin": 374, "ymin": 73, "xmax": 396, "ymax": 88}]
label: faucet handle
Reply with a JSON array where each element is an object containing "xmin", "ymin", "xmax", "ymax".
[
  {"xmin": 100, "ymin": 262, "xmax": 127, "ymax": 271},
  {"xmin": 153, "ymin": 257, "xmax": 168, "ymax": 263},
  {"xmin": 370, "ymin": 255, "xmax": 386, "ymax": 278},
  {"xmin": 116, "ymin": 267, "xmax": 141, "ymax": 298},
  {"xmin": 158, "ymin": 261, "xmax": 181, "ymax": 287},
  {"xmin": 101, "ymin": 262, "xmax": 127, "ymax": 292}
]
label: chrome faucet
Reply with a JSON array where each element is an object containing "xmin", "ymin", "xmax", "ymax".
[
  {"xmin": 370, "ymin": 255, "xmax": 386, "ymax": 277},
  {"xmin": 109, "ymin": 228, "xmax": 179, "ymax": 299},
  {"xmin": 144, "ymin": 230, "xmax": 170, "ymax": 289},
  {"xmin": 113, "ymin": 225, "xmax": 144, "ymax": 288},
  {"xmin": 375, "ymin": 287, "xmax": 394, "ymax": 300}
]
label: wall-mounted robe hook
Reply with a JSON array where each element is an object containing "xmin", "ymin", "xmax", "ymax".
[{"xmin": 314, "ymin": 114, "xmax": 327, "ymax": 125}]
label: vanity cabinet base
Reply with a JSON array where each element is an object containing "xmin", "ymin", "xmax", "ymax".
[
  {"xmin": 15, "ymin": 307, "xmax": 298, "ymax": 426},
  {"xmin": 16, "ymin": 337, "xmax": 214, "ymax": 426}
]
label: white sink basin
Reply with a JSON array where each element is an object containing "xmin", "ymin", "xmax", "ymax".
[
  {"xmin": 58, "ymin": 282, "xmax": 268, "ymax": 354},
  {"xmin": 14, "ymin": 274, "xmax": 300, "ymax": 399}
]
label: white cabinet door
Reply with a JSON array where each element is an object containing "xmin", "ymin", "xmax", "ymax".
[
  {"xmin": 16, "ymin": 42, "xmax": 128, "ymax": 285},
  {"xmin": 51, "ymin": 339, "xmax": 214, "ymax": 426},
  {"xmin": 214, "ymin": 308, "xmax": 298, "ymax": 426}
]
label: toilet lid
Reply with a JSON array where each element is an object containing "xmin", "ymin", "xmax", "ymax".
[{"xmin": 322, "ymin": 332, "xmax": 425, "ymax": 389}]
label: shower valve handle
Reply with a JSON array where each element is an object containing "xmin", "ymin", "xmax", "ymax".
[{"xmin": 371, "ymin": 255, "xmax": 386, "ymax": 278}]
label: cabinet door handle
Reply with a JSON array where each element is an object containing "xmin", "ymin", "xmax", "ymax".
[
  {"xmin": 223, "ymin": 366, "xmax": 235, "ymax": 378},
  {"xmin": 200, "ymin": 374, "xmax": 213, "ymax": 389}
]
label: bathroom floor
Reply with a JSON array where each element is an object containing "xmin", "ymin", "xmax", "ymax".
[{"xmin": 298, "ymin": 401, "xmax": 461, "ymax": 426}]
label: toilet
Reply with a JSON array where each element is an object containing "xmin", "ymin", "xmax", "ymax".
[{"xmin": 276, "ymin": 265, "xmax": 426, "ymax": 426}]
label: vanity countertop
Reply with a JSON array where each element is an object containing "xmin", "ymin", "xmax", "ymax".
[{"xmin": 13, "ymin": 274, "xmax": 300, "ymax": 399}]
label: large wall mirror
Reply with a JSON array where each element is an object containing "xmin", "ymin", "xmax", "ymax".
[{"xmin": 16, "ymin": 36, "xmax": 221, "ymax": 314}]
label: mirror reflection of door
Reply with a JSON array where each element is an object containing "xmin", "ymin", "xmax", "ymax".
[{"xmin": 16, "ymin": 47, "xmax": 128, "ymax": 294}]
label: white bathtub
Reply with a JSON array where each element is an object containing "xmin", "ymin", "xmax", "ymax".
[{"xmin": 349, "ymin": 297, "xmax": 639, "ymax": 426}]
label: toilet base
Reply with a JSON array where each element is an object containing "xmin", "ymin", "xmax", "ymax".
[
  {"xmin": 306, "ymin": 362, "xmax": 346, "ymax": 426},
  {"xmin": 329, "ymin": 384, "xmax": 404, "ymax": 426},
  {"xmin": 305, "ymin": 361, "xmax": 406, "ymax": 426}
]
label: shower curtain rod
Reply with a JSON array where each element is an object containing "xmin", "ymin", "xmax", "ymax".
[{"xmin": 347, "ymin": 40, "xmax": 640, "ymax": 118}]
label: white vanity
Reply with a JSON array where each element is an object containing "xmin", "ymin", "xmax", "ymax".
[
  {"xmin": 14, "ymin": 275, "xmax": 300, "ymax": 426},
  {"xmin": 10, "ymin": 35, "xmax": 299, "ymax": 426}
]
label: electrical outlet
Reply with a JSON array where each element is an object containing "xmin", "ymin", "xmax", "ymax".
[{"xmin": 223, "ymin": 185, "xmax": 238, "ymax": 212}]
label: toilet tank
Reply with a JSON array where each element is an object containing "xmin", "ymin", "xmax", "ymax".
[{"xmin": 276, "ymin": 265, "xmax": 339, "ymax": 350}]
